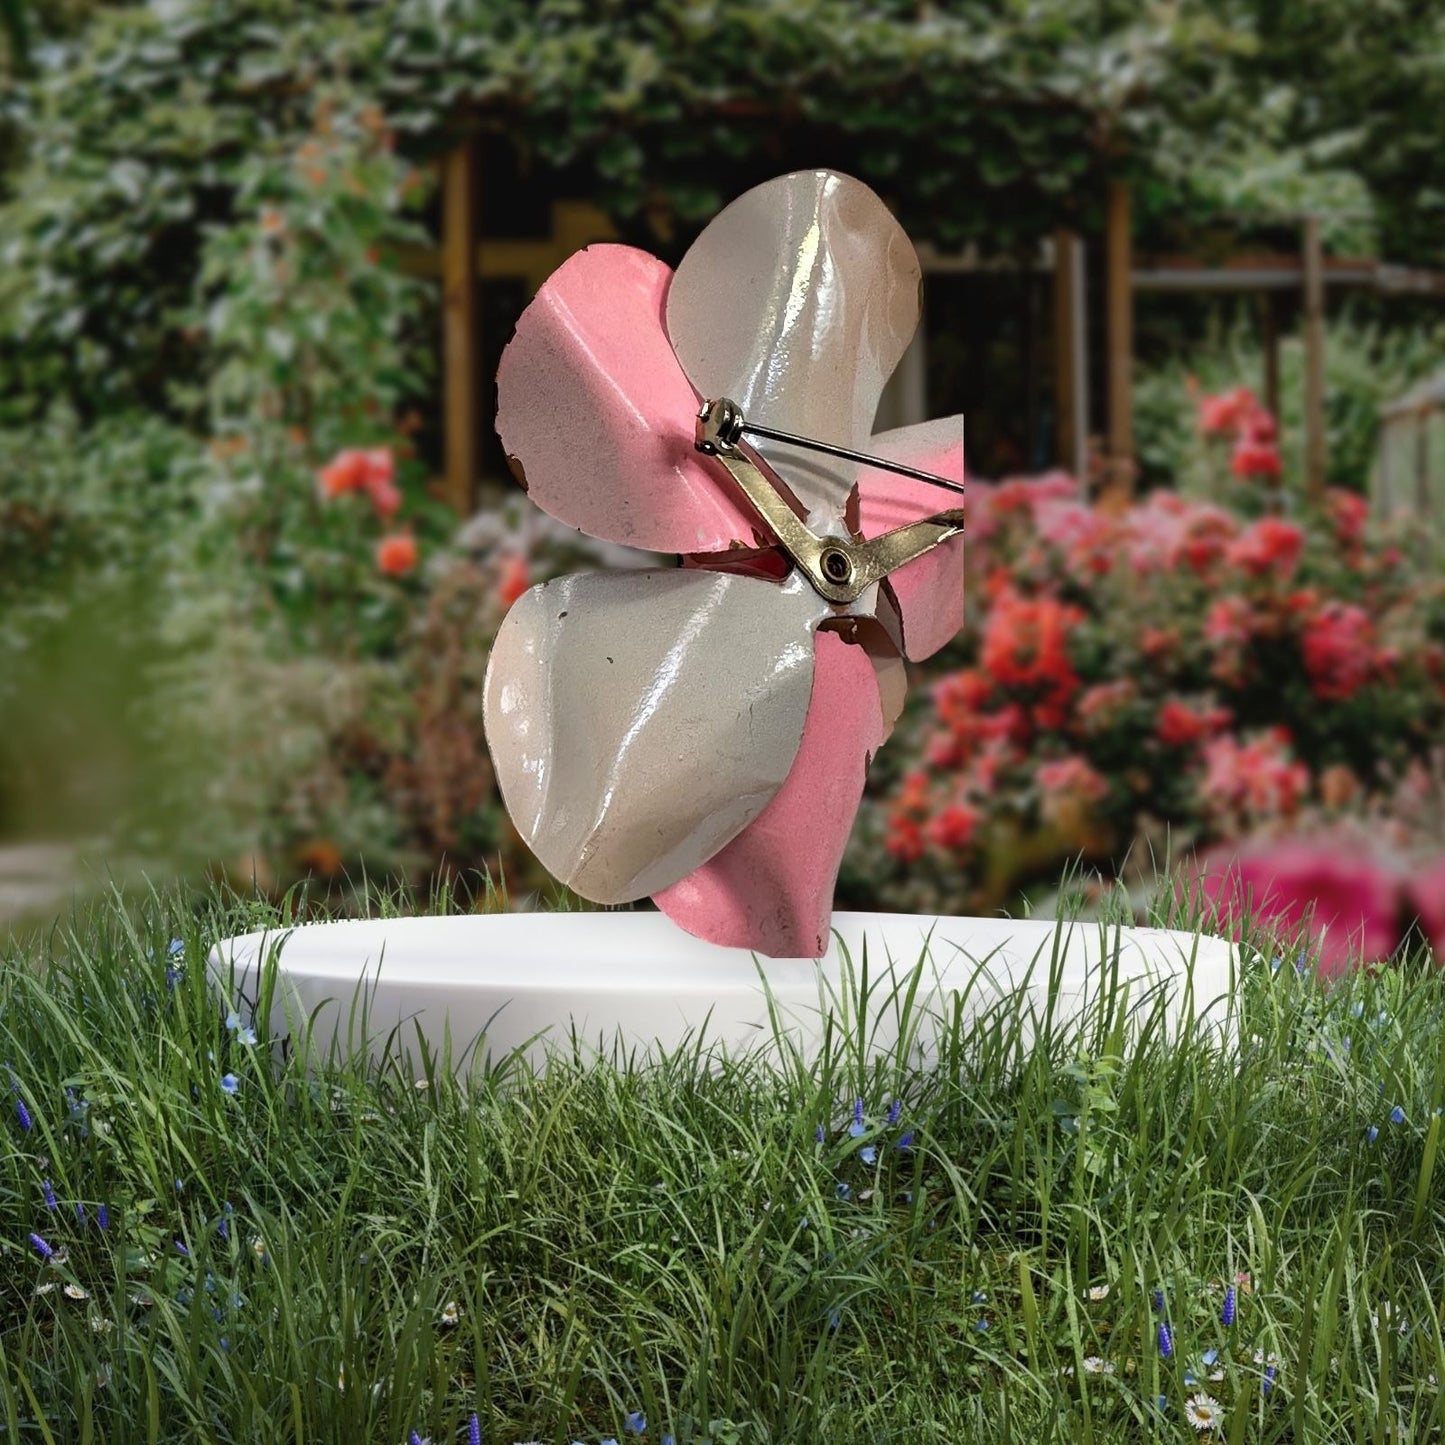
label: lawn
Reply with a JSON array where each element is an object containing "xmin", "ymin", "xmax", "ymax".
[{"xmin": 1, "ymin": 888, "xmax": 1442, "ymax": 1443}]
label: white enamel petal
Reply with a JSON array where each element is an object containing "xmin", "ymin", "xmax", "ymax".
[
  {"xmin": 665, "ymin": 170, "xmax": 921, "ymax": 519},
  {"xmin": 483, "ymin": 568, "xmax": 828, "ymax": 904}
]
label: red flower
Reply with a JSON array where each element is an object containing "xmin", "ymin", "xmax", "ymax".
[
  {"xmin": 979, "ymin": 591, "xmax": 1084, "ymax": 720},
  {"xmin": 1156, "ymin": 701, "xmax": 1209, "ymax": 748},
  {"xmin": 1198, "ymin": 386, "xmax": 1260, "ymax": 437},
  {"xmin": 375, "ymin": 532, "xmax": 418, "ymax": 577},
  {"xmin": 1199, "ymin": 730, "xmax": 1309, "ymax": 825},
  {"xmin": 1139, "ymin": 626, "xmax": 1180, "ymax": 664},
  {"xmin": 319, "ymin": 446, "xmax": 400, "ymax": 518},
  {"xmin": 497, "ymin": 553, "xmax": 531, "ymax": 607},
  {"xmin": 1226, "ymin": 518, "xmax": 1304, "ymax": 579},
  {"xmin": 885, "ymin": 816, "xmax": 925, "ymax": 863},
  {"xmin": 1230, "ymin": 437, "xmax": 1283, "ymax": 479},
  {"xmin": 318, "ymin": 449, "xmax": 369, "ymax": 498},
  {"xmin": 1190, "ymin": 840, "xmax": 1403, "ymax": 981},
  {"xmin": 1326, "ymin": 488, "xmax": 1369, "ymax": 548},
  {"xmin": 927, "ymin": 803, "xmax": 980, "ymax": 853},
  {"xmin": 1301, "ymin": 601, "xmax": 1376, "ymax": 701}
]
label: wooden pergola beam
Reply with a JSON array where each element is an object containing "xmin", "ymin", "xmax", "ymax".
[
  {"xmin": 442, "ymin": 137, "xmax": 480, "ymax": 516},
  {"xmin": 1302, "ymin": 216, "xmax": 1326, "ymax": 505},
  {"xmin": 1053, "ymin": 228, "xmax": 1087, "ymax": 480},
  {"xmin": 1105, "ymin": 180, "xmax": 1134, "ymax": 495}
]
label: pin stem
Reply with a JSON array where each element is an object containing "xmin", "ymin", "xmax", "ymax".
[{"xmin": 740, "ymin": 420, "xmax": 965, "ymax": 496}]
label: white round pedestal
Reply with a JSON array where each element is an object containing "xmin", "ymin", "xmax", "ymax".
[{"xmin": 208, "ymin": 912, "xmax": 1238, "ymax": 1074}]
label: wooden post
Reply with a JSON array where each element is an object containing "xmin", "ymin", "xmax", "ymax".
[
  {"xmin": 442, "ymin": 137, "xmax": 480, "ymax": 516},
  {"xmin": 1105, "ymin": 180, "xmax": 1134, "ymax": 496},
  {"xmin": 1417, "ymin": 407, "xmax": 1433, "ymax": 517},
  {"xmin": 1302, "ymin": 216, "xmax": 1326, "ymax": 505},
  {"xmin": 1053, "ymin": 228, "xmax": 1088, "ymax": 481},
  {"xmin": 1261, "ymin": 291, "xmax": 1281, "ymax": 421}
]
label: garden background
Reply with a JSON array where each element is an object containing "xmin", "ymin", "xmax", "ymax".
[{"xmin": 3, "ymin": 0, "xmax": 1445, "ymax": 969}]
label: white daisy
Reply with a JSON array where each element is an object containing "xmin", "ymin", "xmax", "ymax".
[
  {"xmin": 89, "ymin": 1313, "xmax": 113, "ymax": 1335},
  {"xmin": 439, "ymin": 1300, "xmax": 461, "ymax": 1327},
  {"xmin": 1184, "ymin": 1392, "xmax": 1224, "ymax": 1432},
  {"xmin": 34, "ymin": 1282, "xmax": 56, "ymax": 1296},
  {"xmin": 1087, "ymin": 1284, "xmax": 1111, "ymax": 1301},
  {"xmin": 1081, "ymin": 1355, "xmax": 1115, "ymax": 1374},
  {"xmin": 63, "ymin": 1283, "xmax": 89, "ymax": 1301}
]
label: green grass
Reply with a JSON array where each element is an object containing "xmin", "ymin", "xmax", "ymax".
[{"xmin": 1, "ymin": 884, "xmax": 1443, "ymax": 1443}]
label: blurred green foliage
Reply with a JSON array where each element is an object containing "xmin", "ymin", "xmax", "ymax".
[
  {"xmin": 0, "ymin": 0, "xmax": 1264, "ymax": 422},
  {"xmin": 1135, "ymin": 309, "xmax": 1445, "ymax": 499}
]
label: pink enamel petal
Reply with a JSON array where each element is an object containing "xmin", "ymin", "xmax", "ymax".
[
  {"xmin": 856, "ymin": 415, "xmax": 965, "ymax": 661},
  {"xmin": 653, "ymin": 630, "xmax": 887, "ymax": 958},
  {"xmin": 665, "ymin": 170, "xmax": 921, "ymax": 520},
  {"xmin": 495, "ymin": 244, "xmax": 759, "ymax": 554},
  {"xmin": 483, "ymin": 568, "xmax": 827, "ymax": 905}
]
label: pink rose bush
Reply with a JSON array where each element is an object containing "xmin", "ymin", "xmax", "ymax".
[
  {"xmin": 875, "ymin": 465, "xmax": 1445, "ymax": 958},
  {"xmin": 1190, "ymin": 838, "xmax": 1445, "ymax": 980}
]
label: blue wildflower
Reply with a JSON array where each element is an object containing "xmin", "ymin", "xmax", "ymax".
[
  {"xmin": 29, "ymin": 1232, "xmax": 53, "ymax": 1260},
  {"xmin": 835, "ymin": 1181, "xmax": 850, "ymax": 1201},
  {"xmin": 1158, "ymin": 1322, "xmax": 1173, "ymax": 1359},
  {"xmin": 815, "ymin": 1123, "xmax": 824, "ymax": 1144},
  {"xmin": 896, "ymin": 1130, "xmax": 914, "ymax": 1151},
  {"xmin": 625, "ymin": 1411, "xmax": 646, "ymax": 1434},
  {"xmin": 849, "ymin": 1098, "xmax": 865, "ymax": 1138},
  {"xmin": 860, "ymin": 1145, "xmax": 877, "ymax": 1165},
  {"xmin": 1201, "ymin": 1348, "xmax": 1219, "ymax": 1367},
  {"xmin": 1367, "ymin": 1125, "xmax": 1380, "ymax": 1143},
  {"xmin": 97, "ymin": 1204, "xmax": 109, "ymax": 1232},
  {"xmin": 15, "ymin": 1097, "xmax": 32, "ymax": 1131},
  {"xmin": 1263, "ymin": 1363, "xmax": 1277, "ymax": 1397},
  {"xmin": 1152, "ymin": 1288, "xmax": 1165, "ymax": 1313},
  {"xmin": 221, "ymin": 1073, "xmax": 240, "ymax": 1095},
  {"xmin": 225, "ymin": 1011, "xmax": 241, "ymax": 1032},
  {"xmin": 175, "ymin": 1179, "xmax": 184, "ymax": 1192},
  {"xmin": 602, "ymin": 1439, "xmax": 620, "ymax": 1445},
  {"xmin": 73, "ymin": 1201, "xmax": 85, "ymax": 1226},
  {"xmin": 168, "ymin": 938, "xmax": 184, "ymax": 956},
  {"xmin": 238, "ymin": 1025, "xmax": 258, "ymax": 1047},
  {"xmin": 1156, "ymin": 1395, "xmax": 1168, "ymax": 1412},
  {"xmin": 1183, "ymin": 1370, "xmax": 1198, "ymax": 1386},
  {"xmin": 41, "ymin": 1179, "xmax": 56, "ymax": 1211},
  {"xmin": 468, "ymin": 1413, "xmax": 481, "ymax": 1445},
  {"xmin": 1222, "ymin": 1286, "xmax": 1236, "ymax": 1327},
  {"xmin": 1270, "ymin": 955, "xmax": 1283, "ymax": 976},
  {"xmin": 971, "ymin": 1290, "xmax": 988, "ymax": 1305},
  {"xmin": 886, "ymin": 1099, "xmax": 902, "ymax": 1125},
  {"xmin": 975, "ymin": 1318, "xmax": 990, "ymax": 1332},
  {"xmin": 1390, "ymin": 1106, "xmax": 1406, "ymax": 1125},
  {"xmin": 175, "ymin": 1240, "xmax": 189, "ymax": 1256},
  {"xmin": 409, "ymin": 1433, "xmax": 424, "ymax": 1445},
  {"xmin": 663, "ymin": 1438, "xmax": 675, "ymax": 1445}
]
